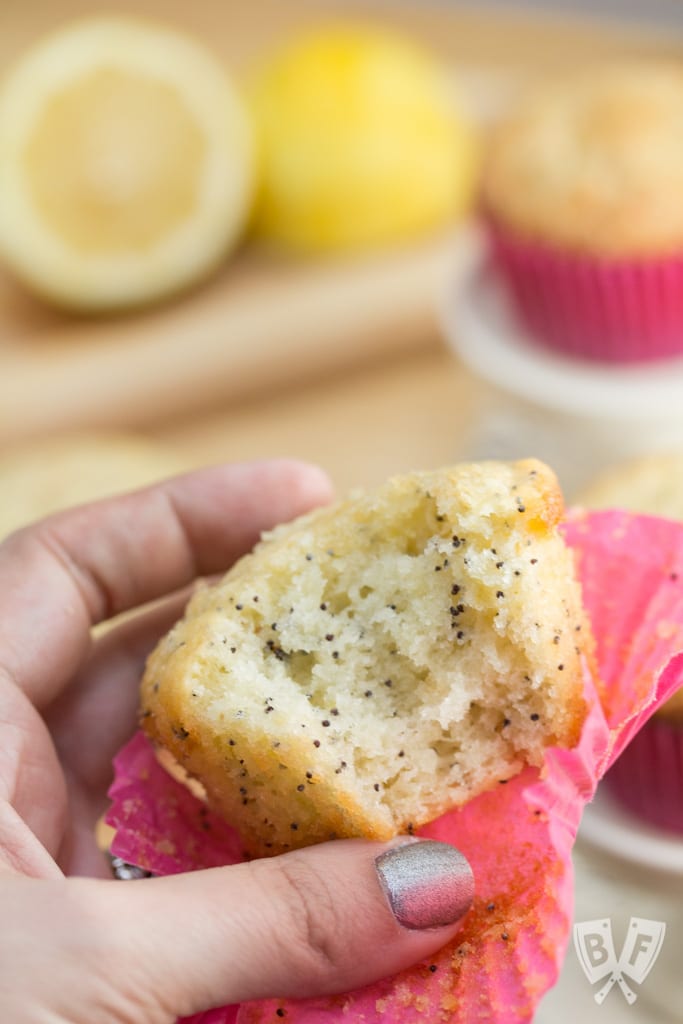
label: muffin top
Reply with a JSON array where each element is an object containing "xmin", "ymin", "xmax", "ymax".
[
  {"xmin": 483, "ymin": 62, "xmax": 683, "ymax": 258},
  {"xmin": 578, "ymin": 451, "xmax": 683, "ymax": 721},
  {"xmin": 577, "ymin": 452, "xmax": 683, "ymax": 521}
]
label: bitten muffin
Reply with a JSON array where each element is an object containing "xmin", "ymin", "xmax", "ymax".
[
  {"xmin": 482, "ymin": 62, "xmax": 683, "ymax": 362},
  {"xmin": 141, "ymin": 459, "xmax": 590, "ymax": 858},
  {"xmin": 579, "ymin": 453, "xmax": 683, "ymax": 831}
]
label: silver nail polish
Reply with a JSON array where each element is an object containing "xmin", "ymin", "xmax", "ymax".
[
  {"xmin": 109, "ymin": 855, "xmax": 153, "ymax": 881},
  {"xmin": 375, "ymin": 839, "xmax": 474, "ymax": 930}
]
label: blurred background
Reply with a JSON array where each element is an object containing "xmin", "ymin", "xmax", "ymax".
[
  {"xmin": 2, "ymin": 2, "xmax": 683, "ymax": 1021},
  {"xmin": 4, "ymin": 0, "xmax": 683, "ymax": 519}
]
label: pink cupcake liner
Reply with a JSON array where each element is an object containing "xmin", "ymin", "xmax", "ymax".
[
  {"xmin": 179, "ymin": 1010, "xmax": 238, "ymax": 1024},
  {"xmin": 106, "ymin": 509, "xmax": 683, "ymax": 1024},
  {"xmin": 605, "ymin": 715, "xmax": 683, "ymax": 833},
  {"xmin": 485, "ymin": 216, "xmax": 683, "ymax": 364}
]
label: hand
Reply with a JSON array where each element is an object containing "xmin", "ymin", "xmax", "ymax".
[{"xmin": 0, "ymin": 459, "xmax": 473, "ymax": 1023}]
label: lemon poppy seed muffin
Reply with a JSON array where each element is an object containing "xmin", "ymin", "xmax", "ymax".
[
  {"xmin": 579, "ymin": 453, "xmax": 683, "ymax": 831},
  {"xmin": 578, "ymin": 452, "xmax": 683, "ymax": 522},
  {"xmin": 482, "ymin": 62, "xmax": 683, "ymax": 361},
  {"xmin": 141, "ymin": 459, "xmax": 590, "ymax": 858},
  {"xmin": 579, "ymin": 454, "xmax": 683, "ymax": 723},
  {"xmin": 484, "ymin": 61, "xmax": 683, "ymax": 259}
]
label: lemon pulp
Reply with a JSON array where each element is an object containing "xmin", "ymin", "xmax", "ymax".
[
  {"xmin": 0, "ymin": 17, "xmax": 254, "ymax": 310},
  {"xmin": 24, "ymin": 67, "xmax": 206, "ymax": 253}
]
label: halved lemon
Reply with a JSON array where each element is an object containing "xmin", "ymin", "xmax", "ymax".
[
  {"xmin": 250, "ymin": 25, "xmax": 477, "ymax": 253},
  {"xmin": 0, "ymin": 18, "xmax": 254, "ymax": 310}
]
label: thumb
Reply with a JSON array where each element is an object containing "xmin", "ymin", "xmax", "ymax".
[{"xmin": 22, "ymin": 838, "xmax": 473, "ymax": 1020}]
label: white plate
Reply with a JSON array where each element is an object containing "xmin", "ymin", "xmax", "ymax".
[
  {"xmin": 580, "ymin": 785, "xmax": 683, "ymax": 876},
  {"xmin": 440, "ymin": 231, "xmax": 683, "ymax": 496},
  {"xmin": 443, "ymin": 231, "xmax": 683, "ymax": 419}
]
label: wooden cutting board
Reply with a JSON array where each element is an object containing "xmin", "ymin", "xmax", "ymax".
[
  {"xmin": 0, "ymin": 236, "xmax": 459, "ymax": 443},
  {"xmin": 0, "ymin": 0, "xmax": 675, "ymax": 447}
]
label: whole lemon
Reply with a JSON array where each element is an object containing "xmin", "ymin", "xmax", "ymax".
[{"xmin": 250, "ymin": 25, "xmax": 477, "ymax": 253}]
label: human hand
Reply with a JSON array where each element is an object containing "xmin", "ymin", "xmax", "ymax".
[{"xmin": 0, "ymin": 459, "xmax": 473, "ymax": 1023}]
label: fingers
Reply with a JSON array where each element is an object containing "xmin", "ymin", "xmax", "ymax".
[
  {"xmin": 107, "ymin": 839, "xmax": 474, "ymax": 1013},
  {"xmin": 47, "ymin": 593, "xmax": 203, "ymax": 877},
  {"xmin": 0, "ymin": 801, "xmax": 64, "ymax": 879},
  {"xmin": 0, "ymin": 460, "xmax": 332, "ymax": 708},
  {"xmin": 0, "ymin": 682, "xmax": 68, "ymax": 867},
  {"xmin": 47, "ymin": 588, "xmax": 195, "ymax": 799},
  {"xmin": 0, "ymin": 840, "xmax": 474, "ymax": 1021}
]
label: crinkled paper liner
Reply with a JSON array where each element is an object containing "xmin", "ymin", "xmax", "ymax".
[
  {"xmin": 485, "ymin": 217, "xmax": 683, "ymax": 364},
  {"xmin": 106, "ymin": 510, "xmax": 683, "ymax": 1024}
]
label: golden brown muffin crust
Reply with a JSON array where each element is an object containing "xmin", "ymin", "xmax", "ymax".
[
  {"xmin": 483, "ymin": 62, "xmax": 683, "ymax": 258},
  {"xmin": 142, "ymin": 459, "xmax": 590, "ymax": 857}
]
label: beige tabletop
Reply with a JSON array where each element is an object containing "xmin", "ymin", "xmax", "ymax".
[
  {"xmin": 2, "ymin": 0, "xmax": 680, "ymax": 494},
  {"xmin": 121, "ymin": 1, "xmax": 683, "ymax": 493}
]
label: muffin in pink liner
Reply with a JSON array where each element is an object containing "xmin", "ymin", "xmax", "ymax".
[
  {"xmin": 484, "ymin": 222, "xmax": 683, "ymax": 363},
  {"xmin": 578, "ymin": 455, "xmax": 683, "ymax": 832},
  {"xmin": 482, "ymin": 62, "xmax": 683, "ymax": 363},
  {"xmin": 106, "ymin": 509, "xmax": 683, "ymax": 1024}
]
